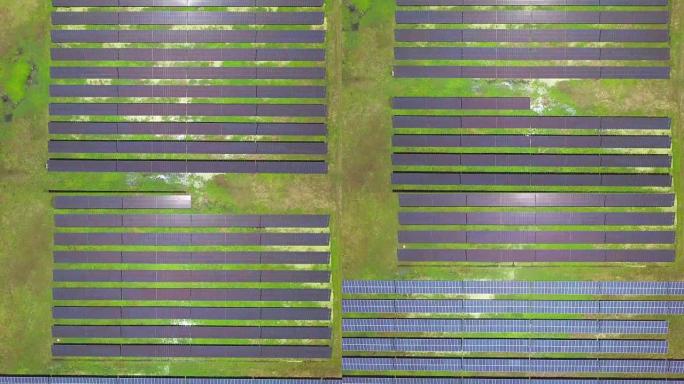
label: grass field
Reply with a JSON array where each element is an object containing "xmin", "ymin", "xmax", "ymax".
[{"xmin": 0, "ymin": 0, "xmax": 682, "ymax": 377}]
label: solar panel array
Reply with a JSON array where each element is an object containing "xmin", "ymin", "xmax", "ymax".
[
  {"xmin": 4, "ymin": 379, "xmax": 684, "ymax": 384},
  {"xmin": 393, "ymin": 2, "xmax": 670, "ymax": 79},
  {"xmin": 343, "ymin": 299, "xmax": 684, "ymax": 314},
  {"xmin": 392, "ymin": 112, "xmax": 673, "ymax": 189},
  {"xmin": 0, "ymin": 378, "xmax": 339, "ymax": 384},
  {"xmin": 343, "ymin": 337, "xmax": 667, "ymax": 354},
  {"xmin": 340, "ymin": 279, "xmax": 684, "ymax": 376},
  {"xmin": 52, "ymin": 195, "xmax": 332, "ymax": 359},
  {"xmin": 49, "ymin": 0, "xmax": 327, "ymax": 174},
  {"xmin": 343, "ymin": 280, "xmax": 684, "ymax": 295},
  {"xmin": 396, "ymin": 191, "xmax": 674, "ymax": 263},
  {"xmin": 345, "ymin": 379, "xmax": 684, "ymax": 384},
  {"xmin": 343, "ymin": 357, "xmax": 684, "ymax": 373},
  {"xmin": 343, "ymin": 318, "xmax": 669, "ymax": 334}
]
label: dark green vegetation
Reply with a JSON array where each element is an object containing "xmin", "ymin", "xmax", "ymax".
[{"xmin": 0, "ymin": 0, "xmax": 683, "ymax": 379}]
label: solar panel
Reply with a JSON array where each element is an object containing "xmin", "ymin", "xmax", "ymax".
[{"xmin": 344, "ymin": 299, "xmax": 684, "ymax": 315}]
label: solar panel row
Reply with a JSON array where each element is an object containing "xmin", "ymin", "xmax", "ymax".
[
  {"xmin": 392, "ymin": 173, "xmax": 672, "ymax": 187},
  {"xmin": 53, "ymin": 344, "xmax": 331, "ymax": 358},
  {"xmin": 51, "ymin": 48, "xmax": 325, "ymax": 61},
  {"xmin": 345, "ymin": 379, "xmax": 684, "ymax": 384},
  {"xmin": 53, "ymin": 232, "xmax": 330, "ymax": 246},
  {"xmin": 54, "ymin": 214, "xmax": 330, "ymax": 227},
  {"xmin": 395, "ymin": 11, "xmax": 669, "ymax": 24},
  {"xmin": 53, "ymin": 0, "xmax": 325, "ymax": 6},
  {"xmin": 53, "ymin": 325, "xmax": 331, "ymax": 339},
  {"xmin": 396, "ymin": 0, "xmax": 668, "ymax": 5},
  {"xmin": 395, "ymin": 29, "xmax": 670, "ymax": 43},
  {"xmin": 5, "ymin": 376, "xmax": 684, "ymax": 384},
  {"xmin": 53, "ymin": 251, "xmax": 331, "ymax": 264},
  {"xmin": 398, "ymin": 230, "xmax": 675, "ymax": 244},
  {"xmin": 54, "ymin": 306, "xmax": 331, "ymax": 320},
  {"xmin": 343, "ymin": 280, "xmax": 684, "ymax": 296},
  {"xmin": 398, "ymin": 192, "xmax": 674, "ymax": 207},
  {"xmin": 52, "ymin": 12, "xmax": 324, "ymax": 25},
  {"xmin": 343, "ymin": 299, "xmax": 684, "ymax": 314},
  {"xmin": 398, "ymin": 249, "xmax": 675, "ymax": 262},
  {"xmin": 53, "ymin": 269, "xmax": 331, "ymax": 283},
  {"xmin": 342, "ymin": 318, "xmax": 668, "ymax": 334},
  {"xmin": 395, "ymin": 47, "xmax": 669, "ymax": 61},
  {"xmin": 343, "ymin": 357, "xmax": 684, "ymax": 373},
  {"xmin": 49, "ymin": 122, "xmax": 327, "ymax": 136},
  {"xmin": 393, "ymin": 116, "xmax": 671, "ymax": 129},
  {"xmin": 52, "ymin": 30, "xmax": 325, "ymax": 43},
  {"xmin": 50, "ymin": 85, "xmax": 326, "ymax": 99},
  {"xmin": 49, "ymin": 103, "xmax": 326, "ymax": 117},
  {"xmin": 342, "ymin": 337, "xmax": 667, "ymax": 354},
  {"xmin": 392, "ymin": 97, "xmax": 530, "ymax": 110},
  {"xmin": 393, "ymin": 154, "xmax": 671, "ymax": 168},
  {"xmin": 51, "ymin": 67, "xmax": 326, "ymax": 80},
  {"xmin": 53, "ymin": 195, "xmax": 191, "ymax": 209},
  {"xmin": 400, "ymin": 211, "xmax": 673, "ymax": 225},
  {"xmin": 49, "ymin": 141, "xmax": 327, "ymax": 155},
  {"xmin": 54, "ymin": 288, "xmax": 331, "ymax": 301},
  {"xmin": 48, "ymin": 160, "xmax": 328, "ymax": 173},
  {"xmin": 393, "ymin": 135, "xmax": 671, "ymax": 148},
  {"xmin": 393, "ymin": 66, "xmax": 670, "ymax": 79}
]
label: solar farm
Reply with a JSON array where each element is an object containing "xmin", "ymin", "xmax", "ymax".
[{"xmin": 0, "ymin": 0, "xmax": 683, "ymax": 382}]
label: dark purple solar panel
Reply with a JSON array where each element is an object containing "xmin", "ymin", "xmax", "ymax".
[
  {"xmin": 54, "ymin": 270, "xmax": 122, "ymax": 282},
  {"xmin": 395, "ymin": 29, "xmax": 462, "ymax": 42},
  {"xmin": 602, "ymin": 174, "xmax": 671, "ymax": 187},
  {"xmin": 601, "ymin": 155, "xmax": 671, "ymax": 167},
  {"xmin": 393, "ymin": 115, "xmax": 461, "ymax": 128},
  {"xmin": 399, "ymin": 212, "xmax": 467, "ymax": 225},
  {"xmin": 52, "ymin": 344, "xmax": 121, "ymax": 357},
  {"xmin": 261, "ymin": 289, "xmax": 330, "ymax": 301},
  {"xmin": 257, "ymin": 67, "xmax": 326, "ymax": 79},
  {"xmin": 53, "ymin": 306, "xmax": 122, "ymax": 319},
  {"xmin": 600, "ymin": 11, "xmax": 669, "ymax": 24},
  {"xmin": 605, "ymin": 212, "xmax": 673, "ymax": 225},
  {"xmin": 398, "ymin": 230, "xmax": 466, "ymax": 243},
  {"xmin": 601, "ymin": 66, "xmax": 670, "ymax": 79},
  {"xmin": 395, "ymin": 66, "xmax": 670, "ymax": 79},
  {"xmin": 399, "ymin": 193, "xmax": 468, "ymax": 207},
  {"xmin": 393, "ymin": 153, "xmax": 461, "ymax": 166},
  {"xmin": 255, "ymin": 12, "xmax": 324, "ymax": 25},
  {"xmin": 54, "ymin": 251, "xmax": 122, "ymax": 263},
  {"xmin": 530, "ymin": 174, "xmax": 602, "ymax": 186},
  {"xmin": 600, "ymin": 29, "xmax": 669, "ymax": 43},
  {"xmin": 394, "ymin": 11, "xmax": 665, "ymax": 24},
  {"xmin": 605, "ymin": 231, "xmax": 674, "ymax": 244},
  {"xmin": 605, "ymin": 193, "xmax": 673, "ymax": 207},
  {"xmin": 394, "ymin": 66, "xmax": 463, "ymax": 78},
  {"xmin": 398, "ymin": 249, "xmax": 467, "ymax": 262},
  {"xmin": 396, "ymin": 11, "xmax": 463, "ymax": 24},
  {"xmin": 601, "ymin": 117, "xmax": 670, "ymax": 130},
  {"xmin": 53, "ymin": 288, "xmax": 121, "ymax": 300},
  {"xmin": 392, "ymin": 172, "xmax": 461, "ymax": 185},
  {"xmin": 461, "ymin": 173, "xmax": 533, "ymax": 185},
  {"xmin": 605, "ymin": 250, "xmax": 674, "ymax": 262},
  {"xmin": 260, "ymin": 233, "xmax": 329, "ymax": 246},
  {"xmin": 256, "ymin": 49, "xmax": 324, "ymax": 61},
  {"xmin": 393, "ymin": 135, "xmax": 461, "ymax": 147}
]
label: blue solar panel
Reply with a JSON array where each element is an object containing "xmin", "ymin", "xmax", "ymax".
[
  {"xmin": 343, "ymin": 280, "xmax": 396, "ymax": 294},
  {"xmin": 343, "ymin": 280, "xmax": 684, "ymax": 296},
  {"xmin": 342, "ymin": 318, "xmax": 666, "ymax": 335},
  {"xmin": 344, "ymin": 299, "xmax": 684, "ymax": 315}
]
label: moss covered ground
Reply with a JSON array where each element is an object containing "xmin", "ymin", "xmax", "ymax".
[{"xmin": 0, "ymin": 0, "xmax": 682, "ymax": 377}]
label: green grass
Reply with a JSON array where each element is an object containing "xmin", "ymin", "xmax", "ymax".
[{"xmin": 1, "ymin": 0, "xmax": 684, "ymax": 378}]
